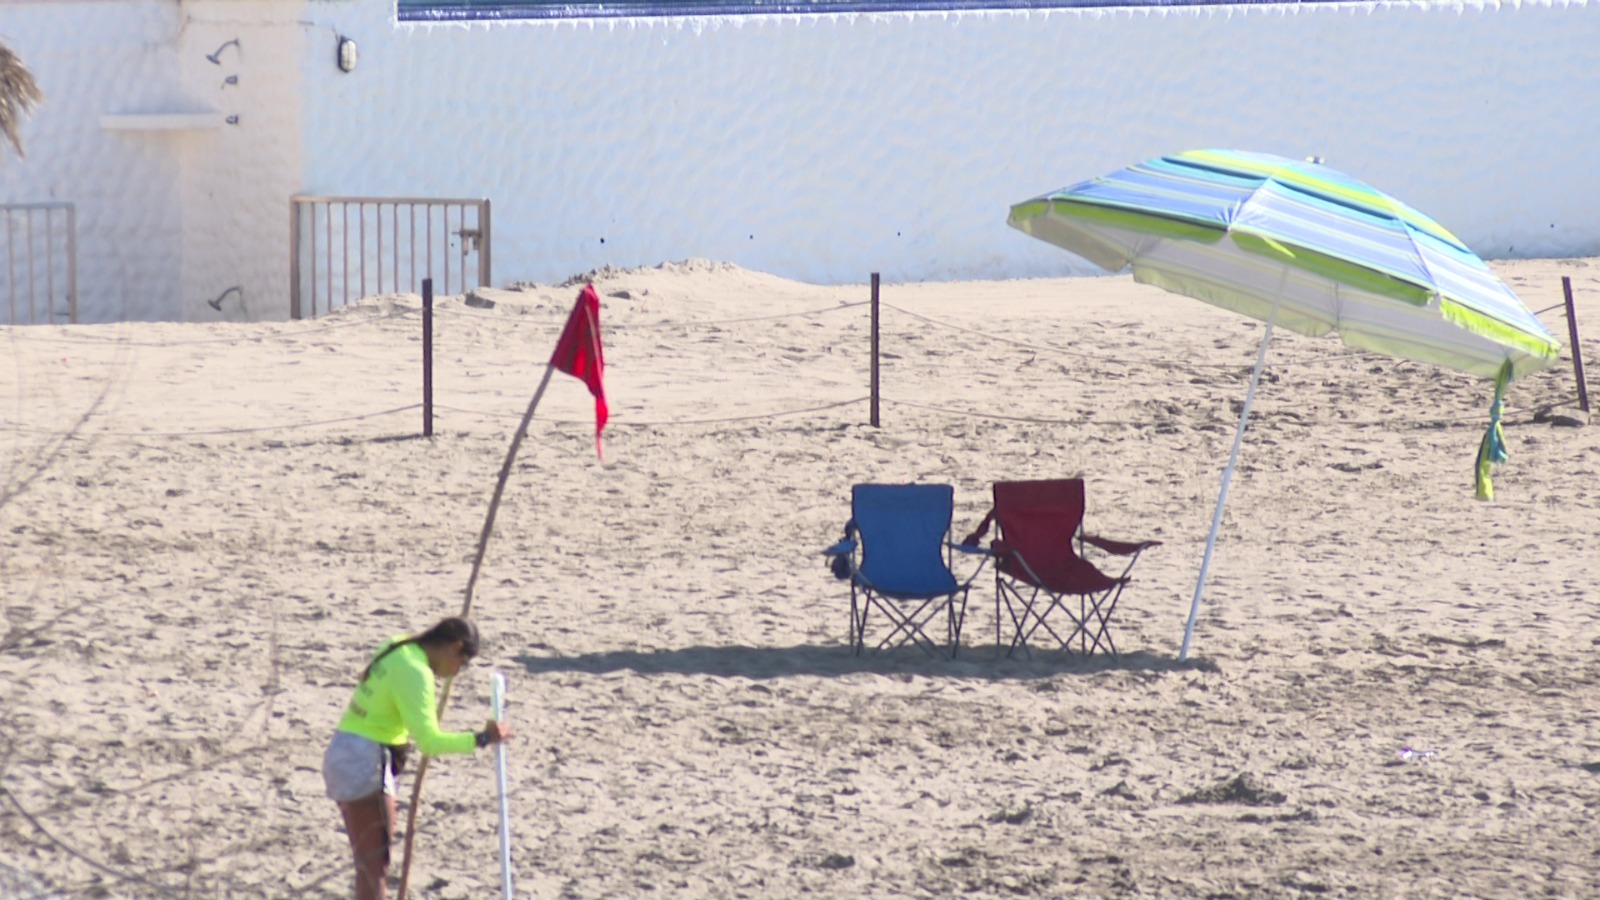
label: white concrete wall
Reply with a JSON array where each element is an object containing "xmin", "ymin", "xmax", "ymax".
[
  {"xmin": 0, "ymin": 0, "xmax": 303, "ymax": 322},
  {"xmin": 1, "ymin": 0, "xmax": 1597, "ymax": 322},
  {"xmin": 1, "ymin": 0, "xmax": 187, "ymax": 321},
  {"xmin": 176, "ymin": 2, "xmax": 306, "ymax": 325}
]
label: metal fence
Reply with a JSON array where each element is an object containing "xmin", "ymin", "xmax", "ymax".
[
  {"xmin": 2, "ymin": 202, "xmax": 77, "ymax": 326},
  {"xmin": 289, "ymin": 195, "xmax": 491, "ymax": 319}
]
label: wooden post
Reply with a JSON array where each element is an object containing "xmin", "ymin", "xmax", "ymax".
[
  {"xmin": 289, "ymin": 199, "xmax": 301, "ymax": 320},
  {"xmin": 423, "ymin": 278, "xmax": 434, "ymax": 436},
  {"xmin": 1562, "ymin": 276, "xmax": 1590, "ymax": 413},
  {"xmin": 479, "ymin": 199, "xmax": 492, "ymax": 290},
  {"xmin": 870, "ymin": 273, "xmax": 880, "ymax": 428}
]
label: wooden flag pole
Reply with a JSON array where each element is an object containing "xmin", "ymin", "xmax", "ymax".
[
  {"xmin": 397, "ymin": 284, "xmax": 603, "ymax": 899},
  {"xmin": 462, "ymin": 364, "xmax": 558, "ymax": 615},
  {"xmin": 395, "ymin": 362, "xmax": 556, "ymax": 900}
]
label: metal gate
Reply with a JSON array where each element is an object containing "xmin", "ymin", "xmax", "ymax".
[
  {"xmin": 289, "ymin": 195, "xmax": 491, "ymax": 319},
  {"xmin": 2, "ymin": 202, "xmax": 76, "ymax": 325}
]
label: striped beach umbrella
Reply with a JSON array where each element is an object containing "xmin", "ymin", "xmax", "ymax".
[{"xmin": 1007, "ymin": 149, "xmax": 1561, "ymax": 660}]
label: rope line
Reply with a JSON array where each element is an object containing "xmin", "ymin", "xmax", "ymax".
[
  {"xmin": 0, "ymin": 308, "xmax": 415, "ymax": 347},
  {"xmin": 881, "ymin": 302, "xmax": 1251, "ymax": 371},
  {"xmin": 434, "ymin": 395, "xmax": 869, "ymax": 427},
  {"xmin": 883, "ymin": 396, "xmax": 1549, "ymax": 430},
  {"xmin": 880, "ymin": 301, "xmax": 1401, "ymax": 371},
  {"xmin": 1, "ymin": 404, "xmax": 421, "ymax": 438},
  {"xmin": 4, "ymin": 298, "xmax": 1575, "ymax": 439},
  {"xmin": 5, "ymin": 382, "xmax": 1571, "ymax": 440},
  {"xmin": 884, "ymin": 398, "xmax": 1120, "ymax": 427},
  {"xmin": 617, "ymin": 300, "xmax": 871, "ymax": 328},
  {"xmin": 422, "ymin": 299, "xmax": 870, "ymax": 329}
]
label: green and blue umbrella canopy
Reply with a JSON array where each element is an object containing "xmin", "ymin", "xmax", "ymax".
[
  {"xmin": 1008, "ymin": 149, "xmax": 1561, "ymax": 660},
  {"xmin": 1008, "ymin": 149, "xmax": 1559, "ymax": 380}
]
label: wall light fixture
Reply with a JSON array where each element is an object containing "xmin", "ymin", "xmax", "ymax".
[{"xmin": 337, "ymin": 36, "xmax": 358, "ymax": 73}]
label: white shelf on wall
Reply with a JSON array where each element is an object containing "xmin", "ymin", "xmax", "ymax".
[{"xmin": 100, "ymin": 112, "xmax": 228, "ymax": 132}]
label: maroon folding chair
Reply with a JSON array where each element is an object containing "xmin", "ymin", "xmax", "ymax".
[{"xmin": 964, "ymin": 479, "xmax": 1160, "ymax": 659}]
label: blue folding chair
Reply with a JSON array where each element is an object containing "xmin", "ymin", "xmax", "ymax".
[{"xmin": 822, "ymin": 484, "xmax": 988, "ymax": 658}]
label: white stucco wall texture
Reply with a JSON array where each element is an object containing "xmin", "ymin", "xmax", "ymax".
[
  {"xmin": 1, "ymin": 1, "xmax": 186, "ymax": 321},
  {"xmin": 0, "ymin": 0, "xmax": 304, "ymax": 322},
  {"xmin": 1, "ymin": 0, "xmax": 1596, "ymax": 322}
]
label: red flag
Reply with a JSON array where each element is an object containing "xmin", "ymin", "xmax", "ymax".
[{"xmin": 549, "ymin": 284, "xmax": 608, "ymax": 457}]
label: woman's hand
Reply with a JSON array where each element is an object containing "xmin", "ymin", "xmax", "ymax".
[{"xmin": 482, "ymin": 720, "xmax": 513, "ymax": 744}]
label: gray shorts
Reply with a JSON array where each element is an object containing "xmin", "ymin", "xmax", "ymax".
[{"xmin": 322, "ymin": 731, "xmax": 396, "ymax": 802}]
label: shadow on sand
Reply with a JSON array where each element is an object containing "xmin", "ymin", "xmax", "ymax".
[{"xmin": 512, "ymin": 644, "xmax": 1218, "ymax": 681}]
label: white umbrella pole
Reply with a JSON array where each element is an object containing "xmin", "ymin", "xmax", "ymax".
[
  {"xmin": 1179, "ymin": 285, "xmax": 1286, "ymax": 662},
  {"xmin": 491, "ymin": 672, "xmax": 514, "ymax": 899}
]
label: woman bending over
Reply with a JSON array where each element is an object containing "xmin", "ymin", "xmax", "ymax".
[{"xmin": 321, "ymin": 616, "xmax": 512, "ymax": 900}]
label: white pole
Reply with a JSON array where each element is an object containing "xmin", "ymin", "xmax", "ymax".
[
  {"xmin": 491, "ymin": 671, "xmax": 514, "ymax": 899},
  {"xmin": 1179, "ymin": 277, "xmax": 1288, "ymax": 662}
]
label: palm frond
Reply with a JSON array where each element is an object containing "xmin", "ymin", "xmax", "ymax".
[{"xmin": 0, "ymin": 42, "xmax": 43, "ymax": 158}]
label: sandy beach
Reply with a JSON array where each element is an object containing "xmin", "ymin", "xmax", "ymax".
[{"xmin": 3, "ymin": 257, "xmax": 1599, "ymax": 898}]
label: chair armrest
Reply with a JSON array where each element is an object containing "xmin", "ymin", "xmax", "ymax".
[
  {"xmin": 822, "ymin": 538, "xmax": 857, "ymax": 557},
  {"xmin": 960, "ymin": 508, "xmax": 995, "ymax": 548},
  {"xmin": 990, "ymin": 538, "xmax": 1013, "ymax": 560},
  {"xmin": 951, "ymin": 542, "xmax": 992, "ymax": 586},
  {"xmin": 990, "ymin": 539, "xmax": 1047, "ymax": 584},
  {"xmin": 1081, "ymin": 534, "xmax": 1161, "ymax": 556}
]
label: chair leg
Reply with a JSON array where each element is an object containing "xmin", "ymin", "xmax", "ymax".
[
  {"xmin": 1011, "ymin": 590, "xmax": 1044, "ymax": 655},
  {"xmin": 1025, "ymin": 598, "xmax": 1075, "ymax": 652},
  {"xmin": 949, "ymin": 590, "xmax": 969, "ymax": 659},
  {"xmin": 1005, "ymin": 583, "xmax": 1084, "ymax": 660},
  {"xmin": 850, "ymin": 585, "xmax": 868, "ymax": 657},
  {"xmin": 850, "ymin": 588, "xmax": 858, "ymax": 656},
  {"xmin": 948, "ymin": 596, "xmax": 958, "ymax": 659},
  {"xmin": 850, "ymin": 586, "xmax": 977, "ymax": 661},
  {"xmin": 911, "ymin": 602, "xmax": 948, "ymax": 659},
  {"xmin": 994, "ymin": 582, "xmax": 1002, "ymax": 656},
  {"xmin": 1011, "ymin": 586, "xmax": 1049, "ymax": 656},
  {"xmin": 1083, "ymin": 584, "xmax": 1126, "ymax": 659},
  {"xmin": 866, "ymin": 594, "xmax": 946, "ymax": 658},
  {"xmin": 1099, "ymin": 626, "xmax": 1118, "ymax": 660},
  {"xmin": 1015, "ymin": 586, "xmax": 1045, "ymax": 658},
  {"xmin": 1006, "ymin": 586, "xmax": 1099, "ymax": 657},
  {"xmin": 997, "ymin": 582, "xmax": 1033, "ymax": 659},
  {"xmin": 997, "ymin": 576, "xmax": 1129, "ymax": 658}
]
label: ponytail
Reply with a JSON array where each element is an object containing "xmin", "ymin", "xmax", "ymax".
[
  {"xmin": 358, "ymin": 616, "xmax": 480, "ymax": 682},
  {"xmin": 359, "ymin": 635, "xmax": 419, "ymax": 683}
]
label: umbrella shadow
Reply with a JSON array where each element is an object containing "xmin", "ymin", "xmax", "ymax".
[{"xmin": 511, "ymin": 644, "xmax": 1217, "ymax": 681}]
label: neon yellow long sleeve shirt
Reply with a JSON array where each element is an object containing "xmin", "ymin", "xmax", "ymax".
[{"xmin": 335, "ymin": 637, "xmax": 476, "ymax": 756}]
